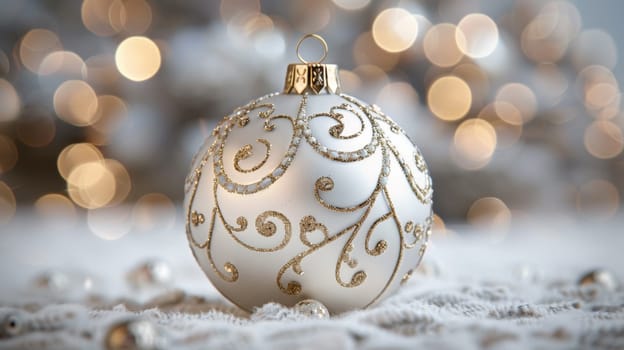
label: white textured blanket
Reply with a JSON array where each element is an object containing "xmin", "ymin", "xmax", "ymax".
[{"xmin": 0, "ymin": 214, "xmax": 623, "ymax": 349}]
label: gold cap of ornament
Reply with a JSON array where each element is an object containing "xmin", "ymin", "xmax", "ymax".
[{"xmin": 284, "ymin": 34, "xmax": 341, "ymax": 95}]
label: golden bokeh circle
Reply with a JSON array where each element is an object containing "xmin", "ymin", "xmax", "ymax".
[
  {"xmin": 0, "ymin": 79, "xmax": 21, "ymax": 122},
  {"xmin": 19, "ymin": 29, "xmax": 62, "ymax": 73},
  {"xmin": 35, "ymin": 193, "xmax": 77, "ymax": 220},
  {"xmin": 53, "ymin": 80, "xmax": 99, "ymax": 126},
  {"xmin": 67, "ymin": 161, "xmax": 117, "ymax": 209},
  {"xmin": 453, "ymin": 118, "xmax": 497, "ymax": 169},
  {"xmin": 372, "ymin": 8, "xmax": 419, "ymax": 53},
  {"xmin": 456, "ymin": 13, "xmax": 499, "ymax": 58},
  {"xmin": 133, "ymin": 193, "xmax": 176, "ymax": 232},
  {"xmin": 495, "ymin": 83, "xmax": 537, "ymax": 124},
  {"xmin": 467, "ymin": 197, "xmax": 511, "ymax": 229},
  {"xmin": 584, "ymin": 120, "xmax": 624, "ymax": 159},
  {"xmin": 424, "ymin": 23, "xmax": 464, "ymax": 67},
  {"xmin": 428, "ymin": 76, "xmax": 472, "ymax": 121},
  {"xmin": 57, "ymin": 143, "xmax": 104, "ymax": 180},
  {"xmin": 115, "ymin": 36, "xmax": 161, "ymax": 81}
]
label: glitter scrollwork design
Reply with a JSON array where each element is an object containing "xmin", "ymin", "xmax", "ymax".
[
  {"xmin": 234, "ymin": 139, "xmax": 271, "ymax": 174},
  {"xmin": 187, "ymin": 207, "xmax": 239, "ymax": 283},
  {"xmin": 186, "ymin": 91, "xmax": 433, "ymax": 306},
  {"xmin": 304, "ymin": 99, "xmax": 379, "ymax": 163},
  {"xmin": 299, "ymin": 215, "xmax": 329, "ymax": 247},
  {"xmin": 347, "ymin": 95, "xmax": 433, "ymax": 204},
  {"xmin": 314, "ymin": 176, "xmax": 372, "ymax": 212},
  {"xmin": 273, "ymin": 93, "xmax": 432, "ymax": 301},
  {"xmin": 212, "ymin": 95, "xmax": 304, "ymax": 195},
  {"xmin": 213, "ymin": 181, "xmax": 292, "ymax": 253},
  {"xmin": 365, "ymin": 212, "xmax": 391, "ymax": 256}
]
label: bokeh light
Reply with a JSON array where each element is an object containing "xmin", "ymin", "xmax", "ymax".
[
  {"xmin": 453, "ymin": 118, "xmax": 497, "ymax": 170},
  {"xmin": 82, "ymin": 0, "xmax": 116, "ymax": 36},
  {"xmin": 520, "ymin": 1, "xmax": 581, "ymax": 64},
  {"xmin": 34, "ymin": 193, "xmax": 77, "ymax": 223},
  {"xmin": 240, "ymin": 13, "xmax": 273, "ymax": 37},
  {"xmin": 495, "ymin": 83, "xmax": 537, "ymax": 125},
  {"xmin": 338, "ymin": 70, "xmax": 362, "ymax": 92},
  {"xmin": 67, "ymin": 161, "xmax": 116, "ymax": 209},
  {"xmin": 252, "ymin": 29, "xmax": 286, "ymax": 60},
  {"xmin": 0, "ymin": 79, "xmax": 21, "ymax": 122},
  {"xmin": 372, "ymin": 8, "xmax": 419, "ymax": 53},
  {"xmin": 1, "ymin": 1, "xmax": 624, "ymax": 228},
  {"xmin": 427, "ymin": 76, "xmax": 472, "ymax": 121},
  {"xmin": 220, "ymin": 0, "xmax": 260, "ymax": 24},
  {"xmin": 332, "ymin": 0, "xmax": 370, "ymax": 11},
  {"xmin": 289, "ymin": 1, "xmax": 331, "ymax": 34},
  {"xmin": 53, "ymin": 80, "xmax": 99, "ymax": 126},
  {"xmin": 353, "ymin": 64, "xmax": 389, "ymax": 84},
  {"xmin": 103, "ymin": 159, "xmax": 132, "ymax": 206},
  {"xmin": 57, "ymin": 143, "xmax": 104, "ymax": 180},
  {"xmin": 86, "ymin": 95, "xmax": 128, "ymax": 146},
  {"xmin": 0, "ymin": 49, "xmax": 9, "ymax": 75},
  {"xmin": 88, "ymin": 206, "xmax": 133, "ymax": 240},
  {"xmin": 81, "ymin": 0, "xmax": 151, "ymax": 36},
  {"xmin": 432, "ymin": 213, "xmax": 447, "ymax": 235},
  {"xmin": 0, "ymin": 136, "xmax": 18, "ymax": 174},
  {"xmin": 571, "ymin": 29, "xmax": 618, "ymax": 71},
  {"xmin": 532, "ymin": 63, "xmax": 569, "ymax": 106},
  {"xmin": 578, "ymin": 65, "xmax": 618, "ymax": 91},
  {"xmin": 18, "ymin": 29, "xmax": 62, "ymax": 73},
  {"xmin": 91, "ymin": 95, "xmax": 127, "ymax": 134},
  {"xmin": 38, "ymin": 51, "xmax": 85, "ymax": 76},
  {"xmin": 456, "ymin": 13, "xmax": 499, "ymax": 58},
  {"xmin": 576, "ymin": 179, "xmax": 620, "ymax": 219},
  {"xmin": 424, "ymin": 23, "xmax": 464, "ymax": 67},
  {"xmin": 467, "ymin": 197, "xmax": 511, "ymax": 230},
  {"xmin": 376, "ymin": 81, "xmax": 419, "ymax": 117},
  {"xmin": 132, "ymin": 193, "xmax": 176, "ymax": 232},
  {"xmin": 490, "ymin": 101, "xmax": 523, "ymax": 126},
  {"xmin": 478, "ymin": 103, "xmax": 523, "ymax": 148},
  {"xmin": 584, "ymin": 120, "xmax": 624, "ymax": 159},
  {"xmin": 117, "ymin": 0, "xmax": 153, "ymax": 35},
  {"xmin": 58, "ymin": 142, "xmax": 130, "ymax": 209},
  {"xmin": 84, "ymin": 54, "xmax": 119, "ymax": 87},
  {"xmin": 353, "ymin": 32, "xmax": 399, "ymax": 71},
  {"xmin": 0, "ymin": 181, "xmax": 16, "ymax": 224},
  {"xmin": 584, "ymin": 83, "xmax": 619, "ymax": 111},
  {"xmin": 115, "ymin": 36, "xmax": 161, "ymax": 81},
  {"xmin": 452, "ymin": 63, "xmax": 490, "ymax": 106}
]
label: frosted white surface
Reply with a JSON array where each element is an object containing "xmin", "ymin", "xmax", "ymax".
[{"xmin": 0, "ymin": 212, "xmax": 623, "ymax": 349}]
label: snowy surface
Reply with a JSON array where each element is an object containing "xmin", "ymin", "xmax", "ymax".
[{"xmin": 0, "ymin": 211, "xmax": 623, "ymax": 349}]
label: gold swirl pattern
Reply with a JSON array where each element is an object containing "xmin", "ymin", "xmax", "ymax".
[
  {"xmin": 304, "ymin": 102, "xmax": 378, "ymax": 163},
  {"xmin": 234, "ymin": 139, "xmax": 271, "ymax": 173},
  {"xmin": 188, "ymin": 207, "xmax": 239, "ymax": 282},
  {"xmin": 365, "ymin": 212, "xmax": 391, "ymax": 256},
  {"xmin": 299, "ymin": 215, "xmax": 330, "ymax": 247},
  {"xmin": 212, "ymin": 181, "xmax": 292, "ymax": 252},
  {"xmin": 185, "ymin": 91, "xmax": 433, "ymax": 309},
  {"xmin": 314, "ymin": 176, "xmax": 373, "ymax": 213},
  {"xmin": 312, "ymin": 103, "xmax": 365, "ymax": 140},
  {"xmin": 211, "ymin": 96, "xmax": 304, "ymax": 195}
]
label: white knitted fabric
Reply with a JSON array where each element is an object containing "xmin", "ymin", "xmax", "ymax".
[{"xmin": 1, "ymin": 214, "xmax": 623, "ymax": 349}]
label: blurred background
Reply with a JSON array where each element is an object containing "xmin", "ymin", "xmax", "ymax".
[{"xmin": 1, "ymin": 0, "xmax": 623, "ymax": 237}]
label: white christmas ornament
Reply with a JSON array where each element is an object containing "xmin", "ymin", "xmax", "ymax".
[{"xmin": 184, "ymin": 35, "xmax": 433, "ymax": 313}]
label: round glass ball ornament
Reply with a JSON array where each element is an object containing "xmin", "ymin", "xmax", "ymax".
[{"xmin": 184, "ymin": 35, "xmax": 433, "ymax": 314}]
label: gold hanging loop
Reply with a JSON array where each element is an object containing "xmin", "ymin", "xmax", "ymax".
[
  {"xmin": 296, "ymin": 34, "xmax": 329, "ymax": 64},
  {"xmin": 285, "ymin": 34, "xmax": 341, "ymax": 95}
]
